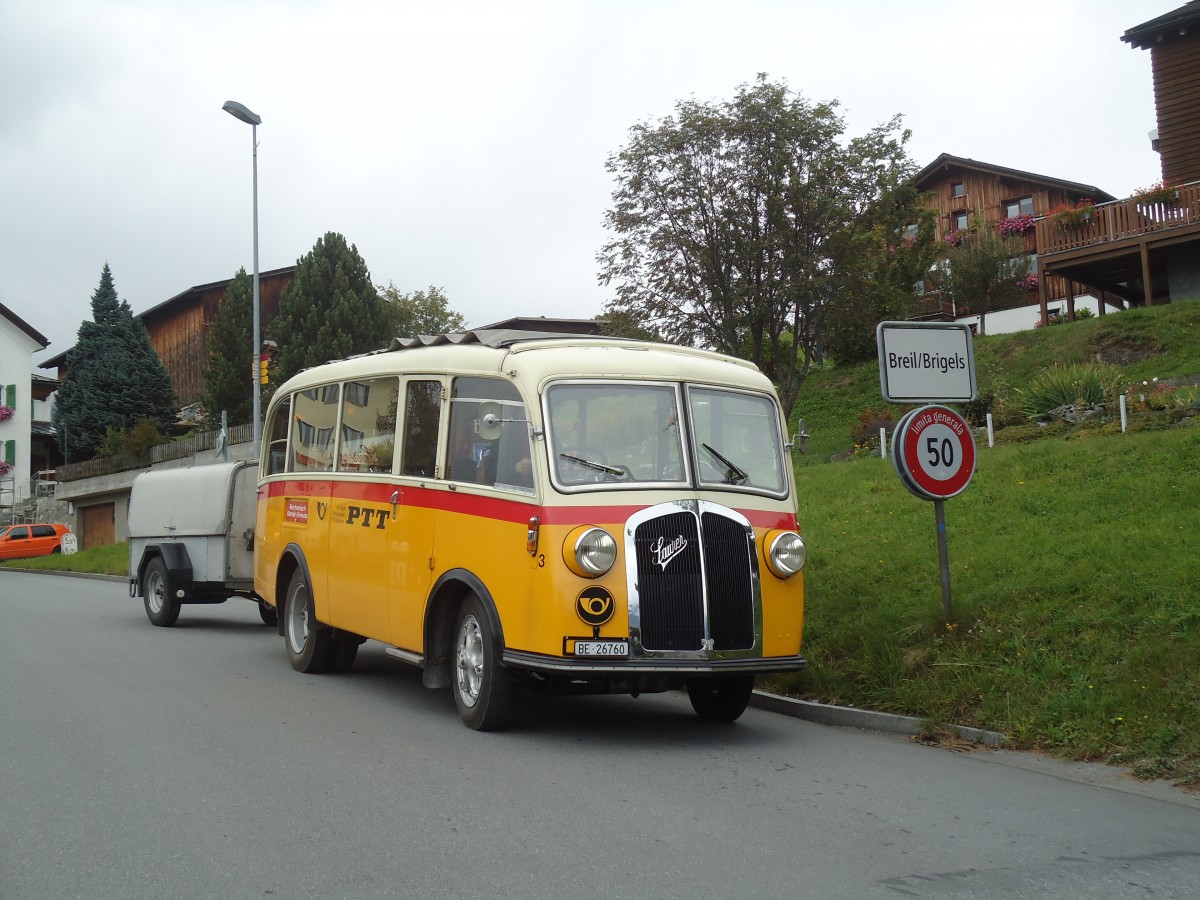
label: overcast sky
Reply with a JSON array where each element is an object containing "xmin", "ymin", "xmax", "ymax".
[{"xmin": 1, "ymin": 0, "xmax": 1164, "ymax": 370}]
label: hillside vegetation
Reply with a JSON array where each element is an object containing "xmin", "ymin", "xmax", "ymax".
[{"xmin": 775, "ymin": 303, "xmax": 1200, "ymax": 784}]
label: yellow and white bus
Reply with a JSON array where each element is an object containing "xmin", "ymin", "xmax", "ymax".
[{"xmin": 253, "ymin": 330, "xmax": 807, "ymax": 729}]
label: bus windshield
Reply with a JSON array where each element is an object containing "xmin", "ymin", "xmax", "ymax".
[{"xmin": 545, "ymin": 381, "xmax": 787, "ymax": 494}]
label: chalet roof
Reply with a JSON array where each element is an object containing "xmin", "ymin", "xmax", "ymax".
[
  {"xmin": 38, "ymin": 265, "xmax": 296, "ymax": 370},
  {"xmin": 913, "ymin": 153, "xmax": 1117, "ymax": 202},
  {"xmin": 1122, "ymin": 1, "xmax": 1200, "ymax": 50},
  {"xmin": 0, "ymin": 300, "xmax": 50, "ymax": 350}
]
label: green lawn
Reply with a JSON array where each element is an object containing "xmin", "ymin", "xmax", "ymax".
[{"xmin": 775, "ymin": 303, "xmax": 1200, "ymax": 784}]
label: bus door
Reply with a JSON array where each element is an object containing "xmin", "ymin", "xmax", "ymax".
[
  {"xmin": 324, "ymin": 376, "xmax": 402, "ymax": 643},
  {"xmin": 385, "ymin": 377, "xmax": 444, "ymax": 651}
]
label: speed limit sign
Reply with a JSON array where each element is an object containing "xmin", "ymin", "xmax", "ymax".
[{"xmin": 893, "ymin": 405, "xmax": 976, "ymax": 500}]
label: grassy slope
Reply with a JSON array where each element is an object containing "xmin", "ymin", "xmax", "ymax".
[
  {"xmin": 0, "ymin": 542, "xmax": 127, "ymax": 575},
  {"xmin": 775, "ymin": 303, "xmax": 1200, "ymax": 783}
]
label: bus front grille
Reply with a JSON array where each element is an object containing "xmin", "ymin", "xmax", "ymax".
[{"xmin": 631, "ymin": 505, "xmax": 756, "ymax": 653}]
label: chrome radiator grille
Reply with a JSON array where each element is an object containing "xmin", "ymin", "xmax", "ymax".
[{"xmin": 631, "ymin": 504, "xmax": 757, "ymax": 653}]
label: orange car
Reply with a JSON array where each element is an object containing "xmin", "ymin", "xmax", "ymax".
[{"xmin": 0, "ymin": 523, "xmax": 72, "ymax": 560}]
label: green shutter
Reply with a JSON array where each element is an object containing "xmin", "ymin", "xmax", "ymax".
[
  {"xmin": 5, "ymin": 439, "xmax": 16, "ymax": 465},
  {"xmin": 4, "ymin": 383, "xmax": 14, "ymax": 408}
]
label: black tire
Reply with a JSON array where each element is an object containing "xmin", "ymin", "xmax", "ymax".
[
  {"xmin": 142, "ymin": 557, "xmax": 181, "ymax": 627},
  {"xmin": 258, "ymin": 600, "xmax": 278, "ymax": 627},
  {"xmin": 327, "ymin": 631, "xmax": 361, "ymax": 672},
  {"xmin": 686, "ymin": 675, "xmax": 755, "ymax": 723},
  {"xmin": 283, "ymin": 569, "xmax": 331, "ymax": 673},
  {"xmin": 452, "ymin": 595, "xmax": 513, "ymax": 731}
]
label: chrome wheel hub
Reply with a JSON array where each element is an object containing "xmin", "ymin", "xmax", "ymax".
[{"xmin": 455, "ymin": 614, "xmax": 484, "ymax": 708}]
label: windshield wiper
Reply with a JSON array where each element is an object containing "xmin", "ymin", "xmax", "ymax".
[
  {"xmin": 701, "ymin": 443, "xmax": 748, "ymax": 485},
  {"xmin": 559, "ymin": 453, "xmax": 627, "ymax": 478}
]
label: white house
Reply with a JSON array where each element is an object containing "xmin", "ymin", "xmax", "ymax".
[{"xmin": 0, "ymin": 301, "xmax": 51, "ymax": 515}]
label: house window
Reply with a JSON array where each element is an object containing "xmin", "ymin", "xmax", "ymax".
[
  {"xmin": 952, "ymin": 210, "xmax": 970, "ymax": 231},
  {"xmin": 951, "ymin": 182, "xmax": 965, "ymax": 199},
  {"xmin": 1004, "ymin": 196, "xmax": 1034, "ymax": 218},
  {"xmin": 904, "ymin": 223, "xmax": 919, "ymax": 240}
]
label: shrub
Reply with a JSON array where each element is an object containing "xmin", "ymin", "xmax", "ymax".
[
  {"xmin": 1015, "ymin": 363, "xmax": 1123, "ymax": 421},
  {"xmin": 958, "ymin": 391, "xmax": 994, "ymax": 427}
]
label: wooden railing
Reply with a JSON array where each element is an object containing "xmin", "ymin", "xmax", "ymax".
[
  {"xmin": 56, "ymin": 422, "xmax": 257, "ymax": 483},
  {"xmin": 1036, "ymin": 181, "xmax": 1200, "ymax": 255}
]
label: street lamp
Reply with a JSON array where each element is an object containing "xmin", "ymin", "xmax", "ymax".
[{"xmin": 222, "ymin": 99, "xmax": 263, "ymax": 447}]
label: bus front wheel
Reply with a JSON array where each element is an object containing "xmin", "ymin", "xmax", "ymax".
[
  {"xmin": 284, "ymin": 569, "xmax": 330, "ymax": 673},
  {"xmin": 686, "ymin": 675, "xmax": 755, "ymax": 723},
  {"xmin": 452, "ymin": 595, "xmax": 512, "ymax": 731}
]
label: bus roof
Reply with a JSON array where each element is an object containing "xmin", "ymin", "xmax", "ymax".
[{"xmin": 281, "ymin": 330, "xmax": 771, "ymax": 396}]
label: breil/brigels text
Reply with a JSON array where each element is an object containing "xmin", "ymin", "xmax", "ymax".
[{"xmin": 887, "ymin": 351, "xmax": 967, "ymax": 374}]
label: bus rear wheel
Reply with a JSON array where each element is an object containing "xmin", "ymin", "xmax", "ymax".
[
  {"xmin": 686, "ymin": 675, "xmax": 755, "ymax": 723},
  {"xmin": 284, "ymin": 569, "xmax": 330, "ymax": 673},
  {"xmin": 452, "ymin": 595, "xmax": 512, "ymax": 731}
]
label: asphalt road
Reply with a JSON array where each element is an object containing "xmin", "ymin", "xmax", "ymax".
[{"xmin": 2, "ymin": 570, "xmax": 1198, "ymax": 900}]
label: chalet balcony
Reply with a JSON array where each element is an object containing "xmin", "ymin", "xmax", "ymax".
[{"xmin": 1034, "ymin": 181, "xmax": 1200, "ymax": 309}]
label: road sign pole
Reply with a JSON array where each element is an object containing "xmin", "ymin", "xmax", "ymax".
[{"xmin": 934, "ymin": 498, "xmax": 953, "ymax": 621}]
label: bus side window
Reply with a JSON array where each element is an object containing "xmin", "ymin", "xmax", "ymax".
[
  {"xmin": 265, "ymin": 395, "xmax": 292, "ymax": 476},
  {"xmin": 401, "ymin": 380, "xmax": 441, "ymax": 477},
  {"xmin": 338, "ymin": 377, "xmax": 399, "ymax": 473},
  {"xmin": 290, "ymin": 386, "xmax": 338, "ymax": 472}
]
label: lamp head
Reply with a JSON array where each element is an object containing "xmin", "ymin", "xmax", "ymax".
[{"xmin": 222, "ymin": 101, "xmax": 262, "ymax": 126}]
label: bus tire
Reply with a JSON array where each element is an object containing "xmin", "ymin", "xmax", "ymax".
[
  {"xmin": 258, "ymin": 600, "xmax": 278, "ymax": 627},
  {"xmin": 143, "ymin": 557, "xmax": 181, "ymax": 628},
  {"xmin": 452, "ymin": 594, "xmax": 512, "ymax": 731},
  {"xmin": 284, "ymin": 569, "xmax": 330, "ymax": 673},
  {"xmin": 686, "ymin": 675, "xmax": 755, "ymax": 723},
  {"xmin": 328, "ymin": 631, "xmax": 360, "ymax": 672}
]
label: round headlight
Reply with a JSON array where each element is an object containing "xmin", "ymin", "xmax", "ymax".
[
  {"xmin": 563, "ymin": 526, "xmax": 618, "ymax": 578},
  {"xmin": 765, "ymin": 530, "xmax": 806, "ymax": 578}
]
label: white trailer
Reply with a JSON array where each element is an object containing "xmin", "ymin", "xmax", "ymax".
[{"xmin": 127, "ymin": 460, "xmax": 273, "ymax": 627}]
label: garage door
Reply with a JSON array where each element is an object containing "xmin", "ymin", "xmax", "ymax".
[{"xmin": 81, "ymin": 503, "xmax": 115, "ymax": 549}]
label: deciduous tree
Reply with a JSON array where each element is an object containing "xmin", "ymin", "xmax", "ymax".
[
  {"xmin": 933, "ymin": 219, "xmax": 1031, "ymax": 336},
  {"xmin": 597, "ymin": 75, "xmax": 923, "ymax": 417},
  {"xmin": 378, "ymin": 283, "xmax": 466, "ymax": 338}
]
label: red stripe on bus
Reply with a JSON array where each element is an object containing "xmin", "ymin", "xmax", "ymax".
[{"xmin": 261, "ymin": 480, "xmax": 797, "ymax": 530}]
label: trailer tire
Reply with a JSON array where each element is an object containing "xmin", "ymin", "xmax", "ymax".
[
  {"xmin": 284, "ymin": 568, "xmax": 330, "ymax": 673},
  {"xmin": 143, "ymin": 557, "xmax": 181, "ymax": 628}
]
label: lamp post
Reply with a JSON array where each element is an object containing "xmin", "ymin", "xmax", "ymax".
[{"xmin": 222, "ymin": 100, "xmax": 263, "ymax": 447}]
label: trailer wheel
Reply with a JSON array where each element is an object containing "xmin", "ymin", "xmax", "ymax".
[
  {"xmin": 258, "ymin": 600, "xmax": 278, "ymax": 627},
  {"xmin": 143, "ymin": 557, "xmax": 181, "ymax": 628},
  {"xmin": 452, "ymin": 594, "xmax": 512, "ymax": 730},
  {"xmin": 686, "ymin": 675, "xmax": 755, "ymax": 723},
  {"xmin": 284, "ymin": 569, "xmax": 330, "ymax": 673}
]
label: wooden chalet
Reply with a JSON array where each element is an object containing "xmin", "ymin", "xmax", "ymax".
[
  {"xmin": 40, "ymin": 266, "xmax": 295, "ymax": 414},
  {"xmin": 1032, "ymin": 2, "xmax": 1200, "ymax": 324},
  {"xmin": 913, "ymin": 154, "xmax": 1117, "ymax": 319}
]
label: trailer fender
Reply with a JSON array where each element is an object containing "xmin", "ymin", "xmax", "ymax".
[{"xmin": 136, "ymin": 543, "xmax": 194, "ymax": 603}]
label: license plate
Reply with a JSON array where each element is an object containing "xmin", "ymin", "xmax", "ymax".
[{"xmin": 571, "ymin": 640, "xmax": 629, "ymax": 658}]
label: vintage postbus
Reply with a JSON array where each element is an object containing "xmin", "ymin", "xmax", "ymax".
[{"xmin": 242, "ymin": 331, "xmax": 804, "ymax": 729}]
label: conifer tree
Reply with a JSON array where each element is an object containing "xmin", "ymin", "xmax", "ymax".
[
  {"xmin": 199, "ymin": 268, "xmax": 259, "ymax": 427},
  {"xmin": 272, "ymin": 233, "xmax": 390, "ymax": 384},
  {"xmin": 53, "ymin": 264, "xmax": 177, "ymax": 460}
]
